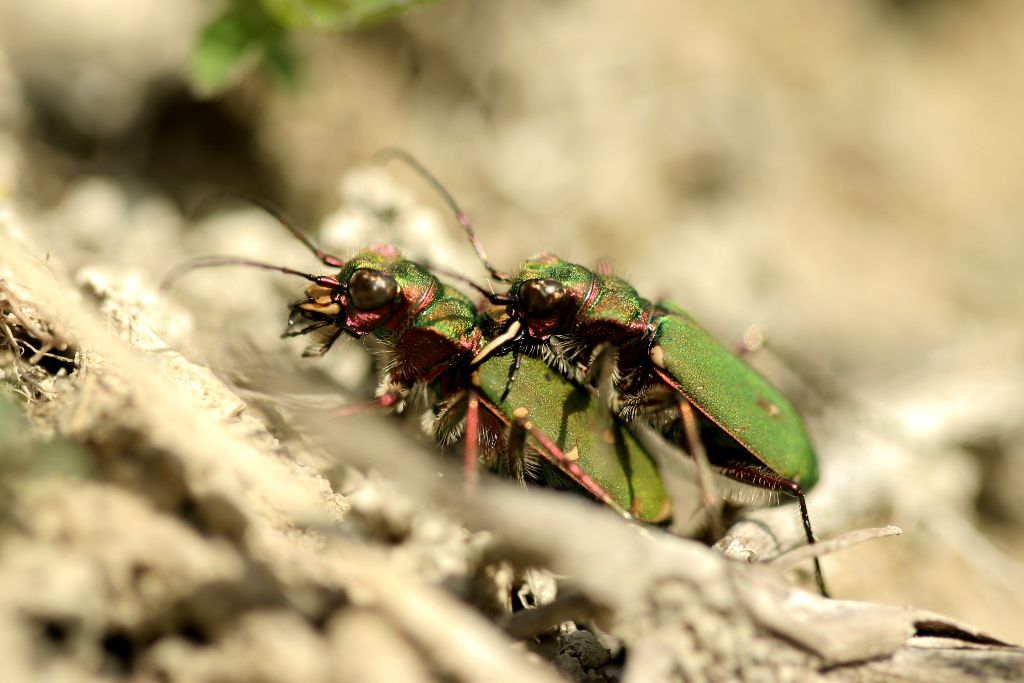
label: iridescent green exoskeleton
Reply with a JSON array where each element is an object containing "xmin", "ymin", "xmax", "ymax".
[
  {"xmin": 487, "ymin": 257, "xmax": 820, "ymax": 495},
  {"xmin": 468, "ymin": 352, "xmax": 671, "ymax": 523},
  {"xmin": 645, "ymin": 301, "xmax": 817, "ymax": 490},
  {"xmin": 164, "ymin": 222, "xmax": 668, "ymax": 523},
  {"xmin": 383, "ymin": 151, "xmax": 826, "ymax": 594}
]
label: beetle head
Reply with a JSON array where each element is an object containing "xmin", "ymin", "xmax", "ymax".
[{"xmin": 510, "ymin": 254, "xmax": 593, "ymax": 340}]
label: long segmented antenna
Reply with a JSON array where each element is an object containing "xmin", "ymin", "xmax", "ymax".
[
  {"xmin": 246, "ymin": 199, "xmax": 346, "ymax": 268},
  {"xmin": 189, "ymin": 193, "xmax": 346, "ymax": 268},
  {"xmin": 161, "ymin": 256, "xmax": 340, "ymax": 292},
  {"xmin": 424, "ymin": 262, "xmax": 513, "ymax": 306},
  {"xmin": 375, "ymin": 148, "xmax": 510, "ymax": 282}
]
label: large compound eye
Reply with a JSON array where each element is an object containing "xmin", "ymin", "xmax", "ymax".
[
  {"xmin": 348, "ymin": 269, "xmax": 399, "ymax": 310},
  {"xmin": 519, "ymin": 278, "xmax": 565, "ymax": 317}
]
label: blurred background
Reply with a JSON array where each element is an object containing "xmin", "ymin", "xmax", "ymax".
[{"xmin": 1, "ymin": 0, "xmax": 1023, "ymax": 645}]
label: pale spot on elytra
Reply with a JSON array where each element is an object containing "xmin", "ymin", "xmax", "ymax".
[
  {"xmin": 650, "ymin": 345, "xmax": 666, "ymax": 368},
  {"xmin": 565, "ymin": 447, "xmax": 580, "ymax": 462},
  {"xmin": 757, "ymin": 396, "xmax": 781, "ymax": 418}
]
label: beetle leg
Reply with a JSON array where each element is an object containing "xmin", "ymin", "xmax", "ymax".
[
  {"xmin": 498, "ymin": 349, "xmax": 522, "ymax": 403},
  {"xmin": 302, "ymin": 326, "xmax": 347, "ymax": 357},
  {"xmin": 505, "ymin": 413, "xmax": 528, "ymax": 481},
  {"xmin": 794, "ymin": 495, "xmax": 829, "ymax": 597},
  {"xmin": 332, "ymin": 389, "xmax": 403, "ymax": 417},
  {"xmin": 463, "ymin": 389, "xmax": 481, "ymax": 495},
  {"xmin": 510, "ymin": 408, "xmax": 631, "ymax": 520},
  {"xmin": 677, "ymin": 399, "xmax": 724, "ymax": 539},
  {"xmin": 281, "ymin": 320, "xmax": 330, "ymax": 338},
  {"xmin": 589, "ymin": 342, "xmax": 618, "ymax": 405},
  {"xmin": 714, "ymin": 463, "xmax": 829, "ymax": 597},
  {"xmin": 587, "ymin": 344, "xmax": 624, "ymax": 489}
]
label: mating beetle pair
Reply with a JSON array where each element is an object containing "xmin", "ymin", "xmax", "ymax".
[
  {"xmin": 167, "ymin": 156, "xmax": 826, "ymax": 595},
  {"xmin": 168, "ymin": 236, "xmax": 641, "ymax": 516}
]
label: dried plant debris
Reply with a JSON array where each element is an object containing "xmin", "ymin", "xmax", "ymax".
[{"xmin": 0, "ymin": 278, "xmax": 75, "ymax": 401}]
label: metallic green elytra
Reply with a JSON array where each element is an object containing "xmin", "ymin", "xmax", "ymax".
[
  {"xmin": 475, "ymin": 252, "xmax": 820, "ymax": 496},
  {"xmin": 481, "ymin": 254, "xmax": 826, "ymax": 593},
  {"xmin": 377, "ymin": 150, "xmax": 826, "ymax": 593},
  {"xmin": 474, "ymin": 352, "xmax": 671, "ymax": 523},
  {"xmin": 651, "ymin": 302, "xmax": 818, "ymax": 489}
]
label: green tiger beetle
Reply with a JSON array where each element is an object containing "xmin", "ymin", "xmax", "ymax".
[
  {"xmin": 163, "ymin": 219, "xmax": 668, "ymax": 521},
  {"xmin": 383, "ymin": 151, "xmax": 827, "ymax": 595}
]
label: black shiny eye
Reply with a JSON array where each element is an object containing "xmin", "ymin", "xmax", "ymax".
[
  {"xmin": 519, "ymin": 278, "xmax": 565, "ymax": 317},
  {"xmin": 348, "ymin": 269, "xmax": 399, "ymax": 311}
]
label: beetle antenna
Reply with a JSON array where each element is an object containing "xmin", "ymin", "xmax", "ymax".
[
  {"xmin": 189, "ymin": 193, "xmax": 346, "ymax": 268},
  {"xmin": 375, "ymin": 148, "xmax": 510, "ymax": 282},
  {"xmin": 250, "ymin": 199, "xmax": 347, "ymax": 268},
  {"xmin": 424, "ymin": 262, "xmax": 513, "ymax": 306},
  {"xmin": 161, "ymin": 257, "xmax": 341, "ymax": 292}
]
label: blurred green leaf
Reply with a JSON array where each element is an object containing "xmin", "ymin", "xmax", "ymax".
[
  {"xmin": 261, "ymin": 0, "xmax": 350, "ymax": 28},
  {"xmin": 263, "ymin": 35, "xmax": 302, "ymax": 91},
  {"xmin": 261, "ymin": 0, "xmax": 439, "ymax": 30},
  {"xmin": 191, "ymin": 3, "xmax": 294, "ymax": 96},
  {"xmin": 190, "ymin": 0, "xmax": 439, "ymax": 95}
]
